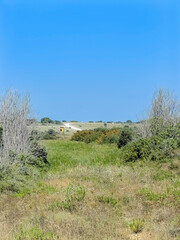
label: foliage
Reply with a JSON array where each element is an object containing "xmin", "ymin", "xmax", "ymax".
[
  {"xmin": 42, "ymin": 129, "xmax": 58, "ymax": 140},
  {"xmin": 30, "ymin": 141, "xmax": 48, "ymax": 165},
  {"xmin": 65, "ymin": 184, "xmax": 86, "ymax": 202},
  {"xmin": 129, "ymin": 219, "xmax": 145, "ymax": 233},
  {"xmin": 120, "ymin": 124, "xmax": 180, "ymax": 162},
  {"xmin": 117, "ymin": 128, "xmax": 133, "ymax": 148},
  {"xmin": 48, "ymin": 184, "xmax": 86, "ymax": 212},
  {"xmin": 41, "ymin": 117, "xmax": 54, "ymax": 124},
  {"xmin": 97, "ymin": 195, "xmax": 118, "ymax": 207},
  {"xmin": 71, "ymin": 128, "xmax": 121, "ymax": 144},
  {"xmin": 0, "ymin": 152, "xmax": 48, "ymax": 193},
  {"xmin": 126, "ymin": 120, "xmax": 132, "ymax": 123},
  {"xmin": 71, "ymin": 130, "xmax": 102, "ymax": 143},
  {"xmin": 54, "ymin": 120, "xmax": 62, "ymax": 125},
  {"xmin": 15, "ymin": 226, "xmax": 58, "ymax": 240}
]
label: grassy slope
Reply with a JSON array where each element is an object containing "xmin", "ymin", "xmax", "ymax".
[{"xmin": 0, "ymin": 140, "xmax": 180, "ymax": 240}]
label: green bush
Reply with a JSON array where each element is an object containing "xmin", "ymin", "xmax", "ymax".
[
  {"xmin": 42, "ymin": 129, "xmax": 58, "ymax": 140},
  {"xmin": 119, "ymin": 124, "xmax": 180, "ymax": 162},
  {"xmin": 117, "ymin": 128, "xmax": 133, "ymax": 148},
  {"xmin": 71, "ymin": 128, "xmax": 121, "ymax": 144},
  {"xmin": 0, "ymin": 141, "xmax": 49, "ymax": 193},
  {"xmin": 71, "ymin": 130, "xmax": 102, "ymax": 143},
  {"xmin": 30, "ymin": 142, "xmax": 48, "ymax": 165}
]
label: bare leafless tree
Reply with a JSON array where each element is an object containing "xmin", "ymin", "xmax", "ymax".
[
  {"xmin": 0, "ymin": 90, "xmax": 33, "ymax": 166},
  {"xmin": 150, "ymin": 88, "xmax": 180, "ymax": 124},
  {"xmin": 139, "ymin": 88, "xmax": 180, "ymax": 138}
]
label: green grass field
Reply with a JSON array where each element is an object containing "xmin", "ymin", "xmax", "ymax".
[{"xmin": 0, "ymin": 140, "xmax": 180, "ymax": 240}]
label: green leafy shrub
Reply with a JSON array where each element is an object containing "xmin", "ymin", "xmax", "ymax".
[
  {"xmin": 42, "ymin": 129, "xmax": 58, "ymax": 140},
  {"xmin": 71, "ymin": 130, "xmax": 102, "ymax": 143},
  {"xmin": 120, "ymin": 124, "xmax": 180, "ymax": 162},
  {"xmin": 30, "ymin": 142, "xmax": 48, "ymax": 165},
  {"xmin": 0, "ymin": 141, "xmax": 48, "ymax": 193},
  {"xmin": 117, "ymin": 128, "xmax": 133, "ymax": 148},
  {"xmin": 71, "ymin": 128, "xmax": 121, "ymax": 144}
]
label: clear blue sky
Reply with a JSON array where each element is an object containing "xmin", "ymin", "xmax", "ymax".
[{"xmin": 0, "ymin": 0, "xmax": 180, "ymax": 122}]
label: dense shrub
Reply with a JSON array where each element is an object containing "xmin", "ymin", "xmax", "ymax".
[
  {"xmin": 71, "ymin": 128, "xmax": 121, "ymax": 144},
  {"xmin": 71, "ymin": 130, "xmax": 102, "ymax": 144},
  {"xmin": 30, "ymin": 141, "xmax": 48, "ymax": 165},
  {"xmin": 42, "ymin": 129, "xmax": 58, "ymax": 140},
  {"xmin": 0, "ymin": 149, "xmax": 49, "ymax": 192},
  {"xmin": 97, "ymin": 129, "xmax": 121, "ymax": 144},
  {"xmin": 117, "ymin": 128, "xmax": 133, "ymax": 148},
  {"xmin": 120, "ymin": 124, "xmax": 180, "ymax": 162}
]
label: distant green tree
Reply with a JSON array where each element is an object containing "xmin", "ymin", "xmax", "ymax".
[
  {"xmin": 54, "ymin": 120, "xmax": 62, "ymax": 125},
  {"xmin": 126, "ymin": 120, "xmax": 132, "ymax": 123},
  {"xmin": 41, "ymin": 117, "xmax": 53, "ymax": 124},
  {"xmin": 116, "ymin": 121, "xmax": 122, "ymax": 124}
]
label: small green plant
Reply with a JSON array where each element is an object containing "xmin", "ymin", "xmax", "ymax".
[
  {"xmin": 48, "ymin": 201, "xmax": 61, "ymax": 210},
  {"xmin": 129, "ymin": 219, "xmax": 145, "ymax": 233},
  {"xmin": 97, "ymin": 195, "xmax": 118, "ymax": 207},
  {"xmin": 60, "ymin": 199, "xmax": 76, "ymax": 211},
  {"xmin": 48, "ymin": 184, "xmax": 86, "ymax": 212},
  {"xmin": 139, "ymin": 188, "xmax": 166, "ymax": 202},
  {"xmin": 14, "ymin": 226, "xmax": 58, "ymax": 240},
  {"xmin": 65, "ymin": 184, "xmax": 86, "ymax": 202},
  {"xmin": 153, "ymin": 169, "xmax": 174, "ymax": 181}
]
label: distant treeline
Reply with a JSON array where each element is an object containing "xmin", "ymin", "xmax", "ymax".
[{"xmin": 40, "ymin": 117, "xmax": 134, "ymax": 124}]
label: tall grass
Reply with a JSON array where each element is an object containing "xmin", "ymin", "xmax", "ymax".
[{"xmin": 43, "ymin": 140, "xmax": 121, "ymax": 172}]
